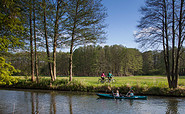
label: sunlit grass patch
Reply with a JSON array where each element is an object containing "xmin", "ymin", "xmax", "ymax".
[{"xmin": 8, "ymin": 75, "xmax": 185, "ymax": 96}]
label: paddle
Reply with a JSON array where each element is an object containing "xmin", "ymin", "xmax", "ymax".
[{"xmin": 112, "ymin": 90, "xmax": 116, "ymax": 100}]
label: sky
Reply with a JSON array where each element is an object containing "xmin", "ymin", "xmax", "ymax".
[
  {"xmin": 101, "ymin": 0, "xmax": 145, "ymax": 49},
  {"xmin": 62, "ymin": 0, "xmax": 146, "ymax": 52}
]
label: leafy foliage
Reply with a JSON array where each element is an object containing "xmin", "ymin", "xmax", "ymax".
[
  {"xmin": 0, "ymin": 57, "xmax": 20, "ymax": 85},
  {"xmin": 3, "ymin": 45, "xmax": 171, "ymax": 76},
  {"xmin": 0, "ymin": 0, "xmax": 25, "ymax": 52}
]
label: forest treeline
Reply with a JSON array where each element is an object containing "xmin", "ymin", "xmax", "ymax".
[
  {"xmin": 3, "ymin": 45, "xmax": 185, "ymax": 76},
  {"xmin": 0, "ymin": 0, "xmax": 107, "ymax": 81},
  {"xmin": 1, "ymin": 0, "xmax": 185, "ymax": 89}
]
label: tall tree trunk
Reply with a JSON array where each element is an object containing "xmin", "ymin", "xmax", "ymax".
[
  {"xmin": 69, "ymin": 20, "xmax": 77, "ymax": 81},
  {"xmin": 30, "ymin": 0, "xmax": 35, "ymax": 82},
  {"xmin": 163, "ymin": 0, "xmax": 172, "ymax": 88},
  {"xmin": 69, "ymin": 0, "xmax": 79, "ymax": 81},
  {"xmin": 69, "ymin": 38, "xmax": 74, "ymax": 81},
  {"xmin": 33, "ymin": 0, "xmax": 39, "ymax": 83},
  {"xmin": 171, "ymin": 0, "xmax": 175, "ymax": 85},
  {"xmin": 43, "ymin": 0, "xmax": 54, "ymax": 81},
  {"xmin": 174, "ymin": 0, "xmax": 184, "ymax": 88},
  {"xmin": 53, "ymin": 0, "xmax": 60, "ymax": 81}
]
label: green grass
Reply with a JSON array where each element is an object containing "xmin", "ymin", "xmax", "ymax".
[
  {"xmin": 16, "ymin": 75, "xmax": 185, "ymax": 88},
  {"xmin": 10, "ymin": 75, "xmax": 185, "ymax": 96},
  {"xmin": 58, "ymin": 76, "xmax": 169, "ymax": 86}
]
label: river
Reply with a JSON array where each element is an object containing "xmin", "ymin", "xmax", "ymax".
[{"xmin": 0, "ymin": 89, "xmax": 185, "ymax": 114}]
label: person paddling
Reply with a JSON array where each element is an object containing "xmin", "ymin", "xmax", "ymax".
[
  {"xmin": 112, "ymin": 90, "xmax": 120, "ymax": 98},
  {"xmin": 127, "ymin": 90, "xmax": 134, "ymax": 97},
  {"xmin": 115, "ymin": 90, "xmax": 120, "ymax": 97}
]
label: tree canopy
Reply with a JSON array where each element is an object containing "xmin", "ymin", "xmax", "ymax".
[
  {"xmin": 0, "ymin": 0, "xmax": 25, "ymax": 52},
  {"xmin": 135, "ymin": 0, "xmax": 185, "ymax": 88}
]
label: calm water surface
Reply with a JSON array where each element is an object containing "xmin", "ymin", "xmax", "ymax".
[{"xmin": 0, "ymin": 89, "xmax": 185, "ymax": 114}]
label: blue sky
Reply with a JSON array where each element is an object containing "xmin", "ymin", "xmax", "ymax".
[{"xmin": 102, "ymin": 0, "xmax": 145, "ymax": 49}]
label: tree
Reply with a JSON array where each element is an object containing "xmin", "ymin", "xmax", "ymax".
[
  {"xmin": 0, "ymin": 0, "xmax": 25, "ymax": 82},
  {"xmin": 56, "ymin": 51, "xmax": 69, "ymax": 76},
  {"xmin": 135, "ymin": 0, "xmax": 185, "ymax": 88},
  {"xmin": 29, "ymin": 0, "xmax": 35, "ymax": 82},
  {"xmin": 0, "ymin": 57, "xmax": 19, "ymax": 85},
  {"xmin": 64, "ymin": 0, "xmax": 107, "ymax": 81},
  {"xmin": 41, "ymin": 0, "xmax": 54, "ymax": 81},
  {"xmin": 109, "ymin": 45, "xmax": 126, "ymax": 76},
  {"xmin": 142, "ymin": 51, "xmax": 154, "ymax": 75},
  {"xmin": 122, "ymin": 48, "xmax": 143, "ymax": 75},
  {"xmin": 33, "ymin": 0, "xmax": 39, "ymax": 82},
  {"xmin": 9, "ymin": 52, "xmax": 31, "ymax": 76},
  {"xmin": 0, "ymin": 0, "xmax": 25, "ymax": 52},
  {"xmin": 52, "ymin": 0, "xmax": 66, "ymax": 81},
  {"xmin": 52, "ymin": 0, "xmax": 60, "ymax": 81}
]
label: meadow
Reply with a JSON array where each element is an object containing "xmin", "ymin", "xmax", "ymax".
[
  {"xmin": 10, "ymin": 75, "xmax": 185, "ymax": 96},
  {"xmin": 42, "ymin": 75, "xmax": 185, "ymax": 88}
]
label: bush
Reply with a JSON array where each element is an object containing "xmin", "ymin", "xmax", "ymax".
[{"xmin": 0, "ymin": 57, "xmax": 19, "ymax": 85}]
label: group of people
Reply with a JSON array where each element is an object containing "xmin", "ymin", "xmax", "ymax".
[
  {"xmin": 101, "ymin": 72, "xmax": 113, "ymax": 80},
  {"xmin": 100, "ymin": 72, "xmax": 134, "ymax": 97},
  {"xmin": 114, "ymin": 89, "xmax": 134, "ymax": 97}
]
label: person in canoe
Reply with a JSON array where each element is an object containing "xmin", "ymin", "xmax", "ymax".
[
  {"xmin": 107, "ymin": 71, "xmax": 113, "ymax": 81},
  {"xmin": 127, "ymin": 90, "xmax": 134, "ymax": 97},
  {"xmin": 115, "ymin": 90, "xmax": 120, "ymax": 97},
  {"xmin": 101, "ymin": 72, "xmax": 106, "ymax": 80},
  {"xmin": 112, "ymin": 90, "xmax": 120, "ymax": 97}
]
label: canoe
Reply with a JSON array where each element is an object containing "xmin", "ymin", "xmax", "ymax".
[{"xmin": 96, "ymin": 93, "xmax": 147, "ymax": 100}]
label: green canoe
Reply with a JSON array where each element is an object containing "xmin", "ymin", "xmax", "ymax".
[{"xmin": 96, "ymin": 93, "xmax": 147, "ymax": 100}]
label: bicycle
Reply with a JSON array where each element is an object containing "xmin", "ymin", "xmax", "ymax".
[
  {"xmin": 98, "ymin": 78, "xmax": 108, "ymax": 83},
  {"xmin": 98, "ymin": 77, "xmax": 116, "ymax": 83},
  {"xmin": 107, "ymin": 78, "xmax": 116, "ymax": 83}
]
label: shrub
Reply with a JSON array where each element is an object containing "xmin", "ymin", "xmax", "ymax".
[{"xmin": 0, "ymin": 57, "xmax": 20, "ymax": 85}]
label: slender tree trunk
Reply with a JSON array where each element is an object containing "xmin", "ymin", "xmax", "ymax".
[
  {"xmin": 53, "ymin": 0, "xmax": 60, "ymax": 81},
  {"xmin": 174, "ymin": 0, "xmax": 184, "ymax": 88},
  {"xmin": 30, "ymin": 0, "xmax": 35, "ymax": 82},
  {"xmin": 69, "ymin": 0, "xmax": 79, "ymax": 81},
  {"xmin": 171, "ymin": 0, "xmax": 175, "ymax": 85},
  {"xmin": 163, "ymin": 0, "xmax": 184, "ymax": 89},
  {"xmin": 163, "ymin": 0, "xmax": 172, "ymax": 88},
  {"xmin": 43, "ymin": 0, "xmax": 54, "ymax": 81},
  {"xmin": 69, "ymin": 38, "xmax": 74, "ymax": 81},
  {"xmin": 33, "ymin": 0, "xmax": 39, "ymax": 83}
]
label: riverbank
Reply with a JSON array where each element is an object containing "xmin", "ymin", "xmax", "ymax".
[{"xmin": 1, "ymin": 76, "xmax": 185, "ymax": 97}]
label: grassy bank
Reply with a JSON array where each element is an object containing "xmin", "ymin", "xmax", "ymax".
[{"xmin": 2, "ymin": 76, "xmax": 185, "ymax": 97}]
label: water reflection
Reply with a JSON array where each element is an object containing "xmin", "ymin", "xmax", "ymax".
[
  {"xmin": 30, "ymin": 91, "xmax": 74, "ymax": 114},
  {"xmin": 31, "ymin": 92, "xmax": 39, "ymax": 114},
  {"xmin": 166, "ymin": 98, "xmax": 178, "ymax": 114},
  {"xmin": 0, "ymin": 89, "xmax": 185, "ymax": 114},
  {"xmin": 31, "ymin": 92, "xmax": 57, "ymax": 114},
  {"xmin": 50, "ymin": 92, "xmax": 56, "ymax": 114},
  {"xmin": 31, "ymin": 92, "xmax": 35, "ymax": 114},
  {"xmin": 68, "ymin": 96, "xmax": 73, "ymax": 114}
]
